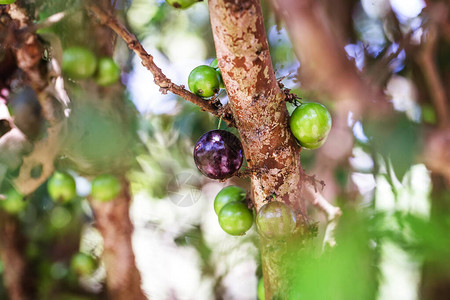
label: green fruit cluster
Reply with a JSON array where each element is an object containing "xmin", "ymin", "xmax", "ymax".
[
  {"xmin": 289, "ymin": 102, "xmax": 332, "ymax": 149},
  {"xmin": 214, "ymin": 186, "xmax": 253, "ymax": 236},
  {"xmin": 62, "ymin": 47, "xmax": 120, "ymax": 86},
  {"xmin": 47, "ymin": 172, "xmax": 121, "ymax": 203},
  {"xmin": 71, "ymin": 252, "xmax": 97, "ymax": 276},
  {"xmin": 188, "ymin": 58, "xmax": 224, "ymax": 98}
]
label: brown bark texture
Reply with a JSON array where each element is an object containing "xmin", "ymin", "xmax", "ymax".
[
  {"xmin": 0, "ymin": 213, "xmax": 35, "ymax": 300},
  {"xmin": 208, "ymin": 0, "xmax": 306, "ymax": 298},
  {"xmin": 89, "ymin": 180, "xmax": 147, "ymax": 300}
]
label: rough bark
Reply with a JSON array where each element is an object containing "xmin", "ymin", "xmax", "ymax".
[
  {"xmin": 89, "ymin": 180, "xmax": 147, "ymax": 300},
  {"xmin": 208, "ymin": 0, "xmax": 306, "ymax": 298},
  {"xmin": 0, "ymin": 213, "xmax": 35, "ymax": 300}
]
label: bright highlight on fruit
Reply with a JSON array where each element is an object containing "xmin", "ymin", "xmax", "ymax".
[
  {"xmin": 47, "ymin": 172, "xmax": 77, "ymax": 203},
  {"xmin": 218, "ymin": 201, "xmax": 253, "ymax": 236},
  {"xmin": 256, "ymin": 201, "xmax": 297, "ymax": 240},
  {"xmin": 188, "ymin": 65, "xmax": 221, "ymax": 98},
  {"xmin": 289, "ymin": 102, "xmax": 332, "ymax": 150},
  {"xmin": 91, "ymin": 174, "xmax": 121, "ymax": 202},
  {"xmin": 193, "ymin": 130, "xmax": 243, "ymax": 180}
]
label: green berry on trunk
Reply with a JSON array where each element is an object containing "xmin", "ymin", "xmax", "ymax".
[
  {"xmin": 289, "ymin": 102, "xmax": 332, "ymax": 150},
  {"xmin": 95, "ymin": 57, "xmax": 121, "ymax": 86},
  {"xmin": 214, "ymin": 186, "xmax": 246, "ymax": 215},
  {"xmin": 91, "ymin": 174, "xmax": 121, "ymax": 202},
  {"xmin": 62, "ymin": 47, "xmax": 97, "ymax": 79},
  {"xmin": 256, "ymin": 201, "xmax": 297, "ymax": 240},
  {"xmin": 1, "ymin": 189, "xmax": 26, "ymax": 214},
  {"xmin": 188, "ymin": 65, "xmax": 221, "ymax": 98},
  {"xmin": 71, "ymin": 253, "xmax": 97, "ymax": 276},
  {"xmin": 218, "ymin": 201, "xmax": 253, "ymax": 236},
  {"xmin": 209, "ymin": 58, "xmax": 219, "ymax": 69},
  {"xmin": 48, "ymin": 172, "xmax": 77, "ymax": 203},
  {"xmin": 0, "ymin": 0, "xmax": 16, "ymax": 4}
]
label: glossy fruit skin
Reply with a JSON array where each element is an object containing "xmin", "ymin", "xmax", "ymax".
[
  {"xmin": 48, "ymin": 172, "xmax": 77, "ymax": 203},
  {"xmin": 193, "ymin": 130, "xmax": 243, "ymax": 180},
  {"xmin": 1, "ymin": 189, "xmax": 26, "ymax": 214},
  {"xmin": 214, "ymin": 185, "xmax": 246, "ymax": 215},
  {"xmin": 91, "ymin": 174, "xmax": 121, "ymax": 202},
  {"xmin": 289, "ymin": 102, "xmax": 332, "ymax": 149},
  {"xmin": 188, "ymin": 65, "xmax": 221, "ymax": 98},
  {"xmin": 71, "ymin": 253, "xmax": 97, "ymax": 276},
  {"xmin": 62, "ymin": 47, "xmax": 97, "ymax": 79},
  {"xmin": 218, "ymin": 201, "xmax": 253, "ymax": 236},
  {"xmin": 256, "ymin": 201, "xmax": 297, "ymax": 240},
  {"xmin": 166, "ymin": 0, "xmax": 198, "ymax": 9},
  {"xmin": 95, "ymin": 57, "xmax": 121, "ymax": 86},
  {"xmin": 257, "ymin": 278, "xmax": 265, "ymax": 300}
]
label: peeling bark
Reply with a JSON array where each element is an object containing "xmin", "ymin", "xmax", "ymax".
[
  {"xmin": 89, "ymin": 180, "xmax": 147, "ymax": 300},
  {"xmin": 208, "ymin": 0, "xmax": 307, "ymax": 298}
]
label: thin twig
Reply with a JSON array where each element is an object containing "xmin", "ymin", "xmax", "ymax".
[
  {"xmin": 304, "ymin": 182, "xmax": 342, "ymax": 250},
  {"xmin": 418, "ymin": 12, "xmax": 449, "ymax": 128},
  {"xmin": 86, "ymin": 2, "xmax": 234, "ymax": 125}
]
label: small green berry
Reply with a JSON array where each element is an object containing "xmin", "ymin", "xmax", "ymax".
[{"xmin": 91, "ymin": 174, "xmax": 121, "ymax": 202}]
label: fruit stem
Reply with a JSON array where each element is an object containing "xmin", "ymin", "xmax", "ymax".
[{"xmin": 217, "ymin": 115, "xmax": 223, "ymax": 129}]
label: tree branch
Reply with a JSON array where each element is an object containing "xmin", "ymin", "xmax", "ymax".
[
  {"xmin": 304, "ymin": 183, "xmax": 342, "ymax": 249},
  {"xmin": 85, "ymin": 2, "xmax": 234, "ymax": 125},
  {"xmin": 417, "ymin": 4, "xmax": 449, "ymax": 128}
]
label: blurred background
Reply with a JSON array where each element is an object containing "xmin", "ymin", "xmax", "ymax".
[{"xmin": 1, "ymin": 0, "xmax": 450, "ymax": 299}]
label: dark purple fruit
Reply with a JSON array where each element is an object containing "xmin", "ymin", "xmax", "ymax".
[{"xmin": 193, "ymin": 130, "xmax": 243, "ymax": 180}]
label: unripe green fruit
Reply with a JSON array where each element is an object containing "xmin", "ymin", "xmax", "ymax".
[
  {"xmin": 1, "ymin": 189, "xmax": 26, "ymax": 214},
  {"xmin": 48, "ymin": 172, "xmax": 77, "ymax": 203},
  {"xmin": 209, "ymin": 58, "xmax": 219, "ymax": 69},
  {"xmin": 256, "ymin": 201, "xmax": 297, "ymax": 240},
  {"xmin": 166, "ymin": 0, "xmax": 199, "ymax": 9},
  {"xmin": 0, "ymin": 0, "xmax": 16, "ymax": 4},
  {"xmin": 95, "ymin": 57, "xmax": 121, "ymax": 86},
  {"xmin": 289, "ymin": 102, "xmax": 332, "ymax": 150},
  {"xmin": 71, "ymin": 253, "xmax": 97, "ymax": 276},
  {"xmin": 91, "ymin": 174, "xmax": 121, "ymax": 202},
  {"xmin": 62, "ymin": 47, "xmax": 97, "ymax": 79},
  {"xmin": 188, "ymin": 65, "xmax": 221, "ymax": 98},
  {"xmin": 209, "ymin": 58, "xmax": 225, "ymax": 89},
  {"xmin": 214, "ymin": 186, "xmax": 246, "ymax": 215},
  {"xmin": 258, "ymin": 278, "xmax": 265, "ymax": 300},
  {"xmin": 218, "ymin": 201, "xmax": 253, "ymax": 236}
]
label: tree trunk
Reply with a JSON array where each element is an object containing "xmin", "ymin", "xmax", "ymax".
[
  {"xmin": 208, "ymin": 0, "xmax": 307, "ymax": 298},
  {"xmin": 420, "ymin": 174, "xmax": 450, "ymax": 299},
  {"xmin": 89, "ymin": 180, "xmax": 147, "ymax": 300},
  {"xmin": 0, "ymin": 213, "xmax": 35, "ymax": 300}
]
